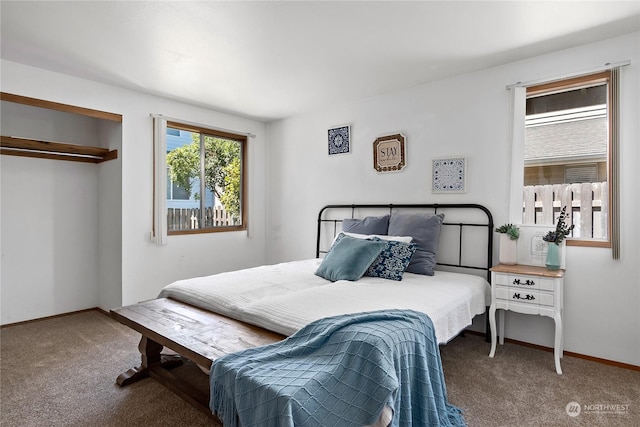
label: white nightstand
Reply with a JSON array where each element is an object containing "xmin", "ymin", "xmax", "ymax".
[{"xmin": 488, "ymin": 263, "xmax": 564, "ymax": 374}]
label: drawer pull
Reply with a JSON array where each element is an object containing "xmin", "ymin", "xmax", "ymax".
[
  {"xmin": 513, "ymin": 278, "xmax": 536, "ymax": 286},
  {"xmin": 513, "ymin": 293, "xmax": 535, "ymax": 301}
]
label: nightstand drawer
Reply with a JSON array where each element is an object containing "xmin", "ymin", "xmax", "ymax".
[
  {"xmin": 495, "ymin": 287, "xmax": 554, "ymax": 307},
  {"xmin": 494, "ymin": 273, "xmax": 554, "ymax": 291}
]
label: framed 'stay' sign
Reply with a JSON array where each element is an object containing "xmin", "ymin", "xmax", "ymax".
[{"xmin": 373, "ymin": 133, "xmax": 406, "ymax": 173}]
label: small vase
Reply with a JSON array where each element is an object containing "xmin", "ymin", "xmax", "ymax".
[
  {"xmin": 499, "ymin": 234, "xmax": 517, "ymax": 265},
  {"xmin": 545, "ymin": 242, "xmax": 561, "ymax": 271}
]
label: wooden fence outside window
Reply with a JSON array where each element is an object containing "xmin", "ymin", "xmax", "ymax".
[
  {"xmin": 523, "ymin": 182, "xmax": 608, "ymax": 239},
  {"xmin": 168, "ymin": 206, "xmax": 238, "ymax": 231}
]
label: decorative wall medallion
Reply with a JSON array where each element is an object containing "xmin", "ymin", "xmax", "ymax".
[
  {"xmin": 432, "ymin": 157, "xmax": 466, "ymax": 193},
  {"xmin": 328, "ymin": 125, "xmax": 350, "ymax": 155},
  {"xmin": 373, "ymin": 133, "xmax": 406, "ymax": 172}
]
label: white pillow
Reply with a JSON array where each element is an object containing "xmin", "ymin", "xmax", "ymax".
[{"xmin": 332, "ymin": 231, "xmax": 413, "ymax": 245}]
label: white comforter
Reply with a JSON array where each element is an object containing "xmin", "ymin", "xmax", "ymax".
[{"xmin": 158, "ymin": 259, "xmax": 490, "ymax": 344}]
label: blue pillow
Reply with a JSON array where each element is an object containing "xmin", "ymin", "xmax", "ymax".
[
  {"xmin": 315, "ymin": 235, "xmax": 386, "ymax": 282},
  {"xmin": 366, "ymin": 238, "xmax": 417, "ymax": 281},
  {"xmin": 388, "ymin": 212, "xmax": 444, "ymax": 276},
  {"xmin": 328, "ymin": 232, "xmax": 348, "ymax": 251},
  {"xmin": 342, "ymin": 215, "xmax": 389, "ymax": 235}
]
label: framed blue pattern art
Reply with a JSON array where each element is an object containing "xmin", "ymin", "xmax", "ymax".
[
  {"xmin": 328, "ymin": 125, "xmax": 350, "ymax": 155},
  {"xmin": 432, "ymin": 157, "xmax": 466, "ymax": 193}
]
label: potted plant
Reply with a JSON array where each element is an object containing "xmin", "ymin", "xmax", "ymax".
[
  {"xmin": 542, "ymin": 206, "xmax": 574, "ymax": 270},
  {"xmin": 495, "ymin": 223, "xmax": 520, "ymax": 265}
]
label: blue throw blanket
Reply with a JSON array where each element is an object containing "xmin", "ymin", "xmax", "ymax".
[{"xmin": 210, "ymin": 309, "xmax": 466, "ymax": 427}]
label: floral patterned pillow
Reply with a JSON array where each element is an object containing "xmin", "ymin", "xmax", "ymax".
[{"xmin": 365, "ymin": 238, "xmax": 417, "ymax": 281}]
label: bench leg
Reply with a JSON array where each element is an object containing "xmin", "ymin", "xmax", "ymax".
[{"xmin": 116, "ymin": 336, "xmax": 183, "ymax": 386}]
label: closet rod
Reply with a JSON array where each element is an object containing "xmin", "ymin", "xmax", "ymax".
[{"xmin": 0, "ymin": 135, "xmax": 118, "ymax": 163}]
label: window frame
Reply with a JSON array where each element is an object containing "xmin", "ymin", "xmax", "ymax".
[
  {"xmin": 524, "ymin": 71, "xmax": 614, "ymax": 248},
  {"xmin": 165, "ymin": 120, "xmax": 248, "ymax": 235}
]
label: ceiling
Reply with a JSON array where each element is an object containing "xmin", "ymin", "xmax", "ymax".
[{"xmin": 1, "ymin": 1, "xmax": 639, "ymax": 122}]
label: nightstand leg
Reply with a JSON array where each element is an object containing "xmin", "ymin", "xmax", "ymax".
[
  {"xmin": 554, "ymin": 312, "xmax": 563, "ymax": 374},
  {"xmin": 489, "ymin": 304, "xmax": 497, "ymax": 357},
  {"xmin": 498, "ymin": 310, "xmax": 505, "ymax": 345},
  {"xmin": 560, "ymin": 309, "xmax": 564, "ymax": 358}
]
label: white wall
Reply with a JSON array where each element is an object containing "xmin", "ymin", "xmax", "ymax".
[
  {"xmin": 266, "ymin": 32, "xmax": 640, "ymax": 366},
  {"xmin": 1, "ymin": 156, "xmax": 99, "ymax": 323},
  {"xmin": 1, "ymin": 59, "xmax": 268, "ymax": 320},
  {"xmin": 97, "ymin": 120, "xmax": 123, "ymax": 311}
]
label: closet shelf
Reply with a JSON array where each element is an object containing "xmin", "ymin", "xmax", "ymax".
[{"xmin": 0, "ymin": 135, "xmax": 118, "ymax": 163}]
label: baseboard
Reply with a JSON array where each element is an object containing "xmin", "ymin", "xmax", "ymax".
[
  {"xmin": 465, "ymin": 329, "xmax": 640, "ymax": 372},
  {"xmin": 1, "ymin": 307, "xmax": 106, "ymax": 328}
]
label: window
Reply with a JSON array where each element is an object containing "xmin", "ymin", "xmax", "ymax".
[
  {"xmin": 521, "ymin": 71, "xmax": 616, "ymax": 247},
  {"xmin": 164, "ymin": 121, "xmax": 247, "ymax": 234}
]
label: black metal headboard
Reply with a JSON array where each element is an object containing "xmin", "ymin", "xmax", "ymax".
[{"xmin": 316, "ymin": 203, "xmax": 494, "ymax": 282}]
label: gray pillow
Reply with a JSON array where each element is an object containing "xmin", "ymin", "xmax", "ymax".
[
  {"xmin": 342, "ymin": 215, "xmax": 389, "ymax": 235},
  {"xmin": 388, "ymin": 212, "xmax": 445, "ymax": 276}
]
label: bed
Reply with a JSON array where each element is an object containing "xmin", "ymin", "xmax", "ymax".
[{"xmin": 111, "ymin": 203, "xmax": 494, "ymax": 424}]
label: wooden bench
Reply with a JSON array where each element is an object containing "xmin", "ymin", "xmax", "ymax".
[{"xmin": 111, "ymin": 298, "xmax": 284, "ymax": 417}]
